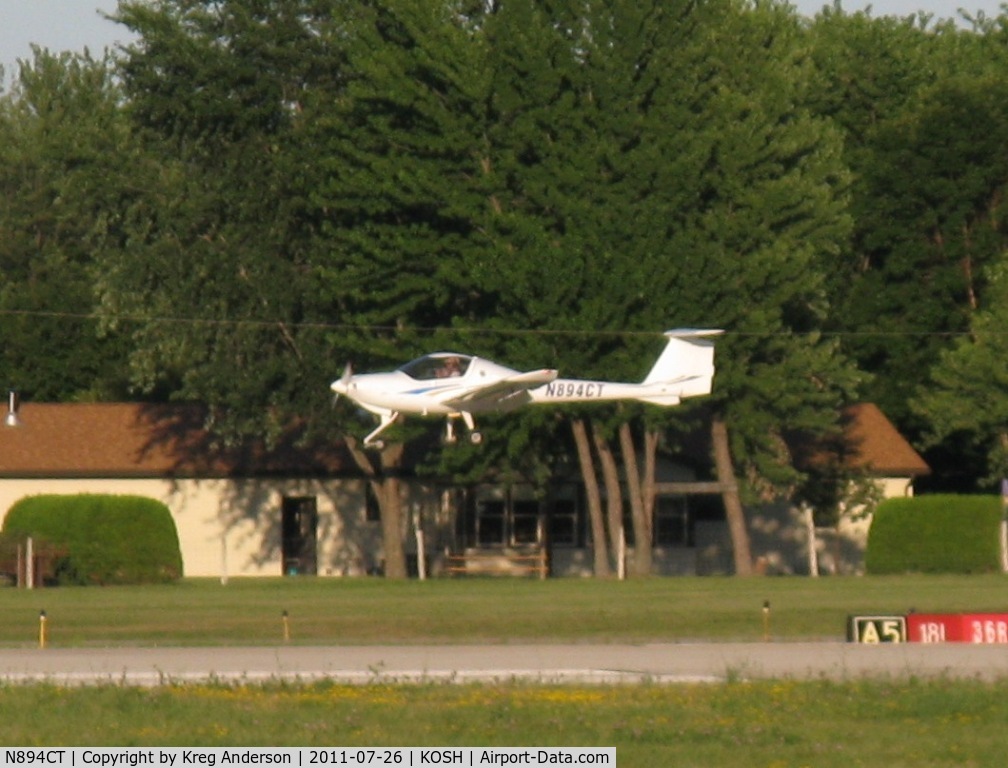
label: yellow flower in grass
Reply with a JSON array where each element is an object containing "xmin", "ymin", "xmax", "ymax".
[
  {"xmin": 175, "ymin": 682, "xmax": 406, "ymax": 706},
  {"xmin": 512, "ymin": 688, "xmax": 609, "ymax": 705}
]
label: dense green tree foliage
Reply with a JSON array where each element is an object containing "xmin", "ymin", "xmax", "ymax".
[
  {"xmin": 913, "ymin": 262, "xmax": 1008, "ymax": 482},
  {"xmin": 799, "ymin": 9, "xmax": 1008, "ymax": 489},
  {"xmin": 0, "ymin": 50, "xmax": 135, "ymax": 401},
  {"xmin": 98, "ymin": 0, "xmax": 345, "ymax": 443},
  {"xmin": 807, "ymin": 10, "xmax": 1008, "ymax": 490}
]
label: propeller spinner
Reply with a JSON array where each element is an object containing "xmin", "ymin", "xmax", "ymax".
[{"xmin": 331, "ymin": 362, "xmax": 353, "ymax": 404}]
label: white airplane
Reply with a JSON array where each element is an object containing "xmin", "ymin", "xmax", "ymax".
[{"xmin": 331, "ymin": 329, "xmax": 723, "ymax": 447}]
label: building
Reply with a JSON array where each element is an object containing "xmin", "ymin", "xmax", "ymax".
[
  {"xmin": 0, "ymin": 401, "xmax": 928, "ymax": 579},
  {"xmin": 744, "ymin": 402, "xmax": 932, "ymax": 575}
]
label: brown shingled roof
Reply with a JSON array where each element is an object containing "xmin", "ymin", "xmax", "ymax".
[
  {"xmin": 2, "ymin": 401, "xmax": 928, "ymax": 480},
  {"xmin": 0, "ymin": 403, "xmax": 352, "ymax": 478},
  {"xmin": 839, "ymin": 403, "xmax": 930, "ymax": 476}
]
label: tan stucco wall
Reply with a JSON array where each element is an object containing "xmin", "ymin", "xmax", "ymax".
[
  {"xmin": 742, "ymin": 475, "xmax": 917, "ymax": 575},
  {"xmin": 1, "ymin": 472, "xmax": 919, "ymax": 579},
  {"xmin": 0, "ymin": 477, "xmax": 389, "ymax": 578}
]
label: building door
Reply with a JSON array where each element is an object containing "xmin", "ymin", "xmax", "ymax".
[{"xmin": 281, "ymin": 496, "xmax": 318, "ymax": 575}]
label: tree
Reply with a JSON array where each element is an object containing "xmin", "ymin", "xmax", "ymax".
[
  {"xmin": 96, "ymin": 1, "xmax": 350, "ymax": 442},
  {"xmin": 913, "ymin": 260, "xmax": 1008, "ymax": 484},
  {"xmin": 0, "ymin": 49, "xmax": 135, "ymax": 401},
  {"xmin": 571, "ymin": 419, "xmax": 612, "ymax": 577},
  {"xmin": 806, "ymin": 10, "xmax": 1008, "ymax": 491},
  {"xmin": 103, "ymin": 0, "xmax": 440, "ymax": 577},
  {"xmin": 304, "ymin": 0, "xmax": 503, "ymax": 576},
  {"xmin": 105, "ymin": 0, "xmax": 504, "ymax": 578},
  {"xmin": 306, "ymin": 0, "xmax": 502, "ymax": 344},
  {"xmin": 838, "ymin": 74, "xmax": 1008, "ymax": 433},
  {"xmin": 474, "ymin": 0, "xmax": 861, "ymax": 572}
]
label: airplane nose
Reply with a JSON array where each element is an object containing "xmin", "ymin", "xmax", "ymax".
[{"xmin": 331, "ymin": 362, "xmax": 353, "ymax": 396}]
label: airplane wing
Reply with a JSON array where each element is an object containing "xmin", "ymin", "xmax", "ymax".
[{"xmin": 442, "ymin": 369, "xmax": 558, "ymax": 412}]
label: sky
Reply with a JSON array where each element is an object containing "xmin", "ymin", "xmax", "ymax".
[{"xmin": 1, "ymin": 0, "xmax": 1005, "ymax": 78}]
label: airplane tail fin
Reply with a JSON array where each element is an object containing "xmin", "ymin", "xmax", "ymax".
[{"xmin": 639, "ymin": 329, "xmax": 723, "ymax": 403}]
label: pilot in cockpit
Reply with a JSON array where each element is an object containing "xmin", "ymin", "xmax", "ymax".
[
  {"xmin": 435, "ymin": 354, "xmax": 461, "ymax": 374},
  {"xmin": 438, "ymin": 356, "xmax": 462, "ymax": 377}
]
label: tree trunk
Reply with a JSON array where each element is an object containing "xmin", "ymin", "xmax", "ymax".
[
  {"xmin": 571, "ymin": 418, "xmax": 611, "ymax": 577},
  {"xmin": 345, "ymin": 437, "xmax": 408, "ymax": 579},
  {"xmin": 642, "ymin": 428, "xmax": 658, "ymax": 542},
  {"xmin": 620, "ymin": 422, "xmax": 652, "ymax": 576},
  {"xmin": 375, "ymin": 473, "xmax": 407, "ymax": 579},
  {"xmin": 711, "ymin": 418, "xmax": 753, "ymax": 576},
  {"xmin": 592, "ymin": 423, "xmax": 626, "ymax": 579}
]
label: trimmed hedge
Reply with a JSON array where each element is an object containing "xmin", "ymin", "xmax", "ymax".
[
  {"xmin": 2, "ymin": 494, "xmax": 183, "ymax": 584},
  {"xmin": 865, "ymin": 495, "xmax": 1003, "ymax": 574}
]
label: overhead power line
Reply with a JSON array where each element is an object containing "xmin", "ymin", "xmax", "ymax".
[{"xmin": 0, "ymin": 307, "xmax": 993, "ymax": 338}]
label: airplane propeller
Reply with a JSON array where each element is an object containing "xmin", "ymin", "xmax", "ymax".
[{"xmin": 332, "ymin": 362, "xmax": 353, "ymax": 405}]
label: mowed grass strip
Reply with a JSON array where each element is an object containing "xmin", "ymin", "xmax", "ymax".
[
  {"xmin": 0, "ymin": 574, "xmax": 1006, "ymax": 646},
  {"xmin": 2, "ymin": 679, "xmax": 1008, "ymax": 766}
]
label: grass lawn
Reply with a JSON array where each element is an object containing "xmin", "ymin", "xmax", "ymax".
[
  {"xmin": 1, "ymin": 573, "xmax": 1006, "ymax": 646},
  {"xmin": 2, "ymin": 678, "xmax": 1008, "ymax": 766}
]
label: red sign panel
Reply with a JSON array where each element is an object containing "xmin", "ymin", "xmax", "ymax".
[
  {"xmin": 966, "ymin": 615, "xmax": 1008, "ymax": 644},
  {"xmin": 906, "ymin": 613, "xmax": 1008, "ymax": 643}
]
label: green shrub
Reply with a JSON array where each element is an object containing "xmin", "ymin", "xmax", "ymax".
[
  {"xmin": 865, "ymin": 495, "xmax": 1002, "ymax": 574},
  {"xmin": 2, "ymin": 494, "xmax": 183, "ymax": 585}
]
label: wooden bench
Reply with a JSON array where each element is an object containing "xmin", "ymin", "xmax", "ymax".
[{"xmin": 442, "ymin": 548, "xmax": 548, "ymax": 579}]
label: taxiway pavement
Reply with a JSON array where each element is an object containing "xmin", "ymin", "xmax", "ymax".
[{"xmin": 1, "ymin": 642, "xmax": 1007, "ymax": 685}]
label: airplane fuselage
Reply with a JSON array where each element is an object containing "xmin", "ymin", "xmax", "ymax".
[{"xmin": 344, "ymin": 372, "xmax": 687, "ymax": 416}]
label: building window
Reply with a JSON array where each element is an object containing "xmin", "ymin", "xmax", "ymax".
[
  {"xmin": 654, "ymin": 496, "xmax": 692, "ymax": 547},
  {"xmin": 619, "ymin": 495, "xmax": 693, "ymax": 548},
  {"xmin": 471, "ymin": 487, "xmax": 548, "ymax": 548},
  {"xmin": 475, "ymin": 496, "xmax": 507, "ymax": 546},
  {"xmin": 512, "ymin": 499, "xmax": 541, "ymax": 545},
  {"xmin": 547, "ymin": 497, "xmax": 578, "ymax": 547}
]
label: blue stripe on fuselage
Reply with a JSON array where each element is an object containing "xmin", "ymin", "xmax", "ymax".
[{"xmin": 405, "ymin": 384, "xmax": 461, "ymax": 395}]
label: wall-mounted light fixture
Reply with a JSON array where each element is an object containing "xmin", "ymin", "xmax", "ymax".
[{"xmin": 5, "ymin": 389, "xmax": 21, "ymax": 428}]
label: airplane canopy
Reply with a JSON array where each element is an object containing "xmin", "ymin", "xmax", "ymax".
[{"xmin": 398, "ymin": 353, "xmax": 473, "ymax": 380}]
